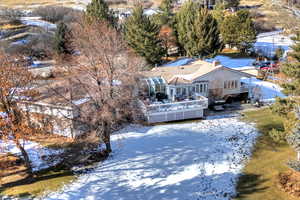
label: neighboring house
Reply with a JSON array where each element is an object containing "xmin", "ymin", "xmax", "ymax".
[
  {"xmin": 19, "ymin": 80, "xmax": 90, "ymax": 138},
  {"xmin": 139, "ymin": 59, "xmax": 254, "ymax": 123}
]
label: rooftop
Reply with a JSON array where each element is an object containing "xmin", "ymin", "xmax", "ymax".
[{"xmin": 142, "ymin": 60, "xmax": 221, "ymax": 83}]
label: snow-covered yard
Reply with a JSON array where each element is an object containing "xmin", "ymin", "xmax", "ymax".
[
  {"xmin": 0, "ymin": 140, "xmax": 62, "ymax": 171},
  {"xmin": 242, "ymin": 77, "xmax": 286, "ymax": 103},
  {"xmin": 253, "ymin": 31, "xmax": 294, "ymax": 58},
  {"xmin": 46, "ymin": 115, "xmax": 258, "ymax": 200}
]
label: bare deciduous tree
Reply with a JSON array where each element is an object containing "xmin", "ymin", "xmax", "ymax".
[
  {"xmin": 0, "ymin": 52, "xmax": 42, "ymax": 179},
  {"xmin": 58, "ymin": 19, "xmax": 144, "ymax": 153}
]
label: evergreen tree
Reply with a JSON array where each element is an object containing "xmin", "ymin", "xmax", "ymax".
[
  {"xmin": 176, "ymin": 1, "xmax": 223, "ymax": 57},
  {"xmin": 123, "ymin": 6, "xmax": 165, "ymax": 65},
  {"xmin": 85, "ymin": 0, "xmax": 116, "ymax": 25},
  {"xmin": 53, "ymin": 22, "xmax": 71, "ymax": 55},
  {"xmin": 211, "ymin": 2, "xmax": 226, "ymax": 26},
  {"xmin": 281, "ymin": 33, "xmax": 300, "ymax": 95},
  {"xmin": 220, "ymin": 9, "xmax": 256, "ymax": 52},
  {"xmin": 273, "ymin": 32, "xmax": 300, "ymax": 164},
  {"xmin": 152, "ymin": 0, "xmax": 174, "ymax": 26}
]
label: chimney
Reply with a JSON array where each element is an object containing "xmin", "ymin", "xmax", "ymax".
[{"xmin": 212, "ymin": 60, "xmax": 221, "ymax": 67}]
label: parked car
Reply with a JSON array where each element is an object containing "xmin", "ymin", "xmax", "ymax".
[{"xmin": 253, "ymin": 61, "xmax": 279, "ymax": 72}]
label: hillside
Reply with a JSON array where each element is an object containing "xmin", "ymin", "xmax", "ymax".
[{"xmin": 0, "ymin": 0, "xmax": 90, "ymax": 10}]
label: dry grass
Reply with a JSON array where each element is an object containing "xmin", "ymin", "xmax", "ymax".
[
  {"xmin": 0, "ymin": 0, "xmax": 87, "ymax": 9},
  {"xmin": 0, "ymin": 134, "xmax": 76, "ymax": 198},
  {"xmin": 27, "ymin": 133, "xmax": 74, "ymax": 149},
  {"xmin": 0, "ymin": 24, "xmax": 27, "ymax": 30},
  {"xmin": 0, "ymin": 163, "xmax": 75, "ymax": 198},
  {"xmin": 0, "ymin": 154, "xmax": 27, "ymax": 186},
  {"xmin": 241, "ymin": 0, "xmax": 300, "ymax": 31},
  {"xmin": 235, "ymin": 108, "xmax": 298, "ymax": 200}
]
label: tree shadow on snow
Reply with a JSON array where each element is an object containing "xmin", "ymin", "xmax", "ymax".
[
  {"xmin": 45, "ymin": 124, "xmax": 257, "ymax": 200},
  {"xmin": 235, "ymin": 173, "xmax": 268, "ymax": 199}
]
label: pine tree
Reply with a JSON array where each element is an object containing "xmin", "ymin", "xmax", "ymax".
[
  {"xmin": 53, "ymin": 22, "xmax": 71, "ymax": 55},
  {"xmin": 123, "ymin": 6, "xmax": 166, "ymax": 65},
  {"xmin": 281, "ymin": 33, "xmax": 300, "ymax": 95},
  {"xmin": 85, "ymin": 0, "xmax": 116, "ymax": 25},
  {"xmin": 211, "ymin": 2, "xmax": 226, "ymax": 26},
  {"xmin": 176, "ymin": 1, "xmax": 223, "ymax": 57},
  {"xmin": 220, "ymin": 9, "xmax": 256, "ymax": 52},
  {"xmin": 274, "ymin": 32, "xmax": 300, "ymax": 163},
  {"xmin": 151, "ymin": 0, "xmax": 174, "ymax": 26}
]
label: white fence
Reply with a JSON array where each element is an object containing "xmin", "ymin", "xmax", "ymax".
[{"xmin": 142, "ymin": 98, "xmax": 208, "ymax": 123}]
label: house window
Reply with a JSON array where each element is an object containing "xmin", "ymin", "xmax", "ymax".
[
  {"xmin": 224, "ymin": 80, "xmax": 238, "ymax": 89},
  {"xmin": 200, "ymin": 84, "xmax": 203, "ymax": 93},
  {"xmin": 170, "ymin": 89, "xmax": 174, "ymax": 97},
  {"xmin": 176, "ymin": 88, "xmax": 181, "ymax": 95},
  {"xmin": 182, "ymin": 88, "xmax": 187, "ymax": 95},
  {"xmin": 192, "ymin": 86, "xmax": 195, "ymax": 92},
  {"xmin": 196, "ymin": 84, "xmax": 200, "ymax": 93}
]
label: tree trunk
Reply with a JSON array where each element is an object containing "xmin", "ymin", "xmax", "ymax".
[
  {"xmin": 103, "ymin": 122, "xmax": 112, "ymax": 153},
  {"xmin": 15, "ymin": 139, "xmax": 34, "ymax": 180}
]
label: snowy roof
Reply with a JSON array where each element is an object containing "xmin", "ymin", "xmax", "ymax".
[
  {"xmin": 142, "ymin": 59, "xmax": 254, "ymax": 84},
  {"xmin": 205, "ymin": 55, "xmax": 255, "ymax": 69},
  {"xmin": 162, "ymin": 58, "xmax": 195, "ymax": 67}
]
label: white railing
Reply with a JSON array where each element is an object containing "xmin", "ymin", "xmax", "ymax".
[{"xmin": 146, "ymin": 98, "xmax": 208, "ymax": 114}]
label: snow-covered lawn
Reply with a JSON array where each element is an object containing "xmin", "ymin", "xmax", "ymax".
[
  {"xmin": 253, "ymin": 31, "xmax": 294, "ymax": 58},
  {"xmin": 242, "ymin": 77, "xmax": 286, "ymax": 103},
  {"xmin": 46, "ymin": 115, "xmax": 258, "ymax": 200},
  {"xmin": 0, "ymin": 140, "xmax": 62, "ymax": 171},
  {"xmin": 20, "ymin": 17, "xmax": 57, "ymax": 30}
]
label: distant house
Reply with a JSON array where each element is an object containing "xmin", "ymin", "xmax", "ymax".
[
  {"xmin": 19, "ymin": 80, "xmax": 90, "ymax": 138},
  {"xmin": 139, "ymin": 59, "xmax": 254, "ymax": 123}
]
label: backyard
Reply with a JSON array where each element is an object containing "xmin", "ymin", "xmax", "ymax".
[{"xmin": 44, "ymin": 115, "xmax": 258, "ymax": 200}]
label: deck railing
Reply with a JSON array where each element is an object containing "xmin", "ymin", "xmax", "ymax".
[{"xmin": 146, "ymin": 98, "xmax": 208, "ymax": 114}]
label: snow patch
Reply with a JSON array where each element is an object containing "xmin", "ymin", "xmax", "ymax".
[
  {"xmin": 20, "ymin": 17, "xmax": 57, "ymax": 30},
  {"xmin": 0, "ymin": 140, "xmax": 62, "ymax": 171}
]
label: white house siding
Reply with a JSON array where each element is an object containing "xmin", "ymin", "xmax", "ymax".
[{"xmin": 193, "ymin": 68, "xmax": 249, "ymax": 98}]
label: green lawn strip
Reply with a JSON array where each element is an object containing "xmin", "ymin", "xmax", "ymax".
[
  {"xmin": 235, "ymin": 108, "xmax": 298, "ymax": 200},
  {"xmin": 0, "ymin": 166, "xmax": 75, "ymax": 198}
]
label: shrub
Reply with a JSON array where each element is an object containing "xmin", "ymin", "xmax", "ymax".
[
  {"xmin": 268, "ymin": 128, "xmax": 287, "ymax": 143},
  {"xmin": 270, "ymin": 98, "xmax": 296, "ymax": 117}
]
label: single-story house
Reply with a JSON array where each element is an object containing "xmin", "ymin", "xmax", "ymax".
[
  {"xmin": 141, "ymin": 59, "xmax": 254, "ymax": 103},
  {"xmin": 138, "ymin": 59, "xmax": 254, "ymax": 123}
]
